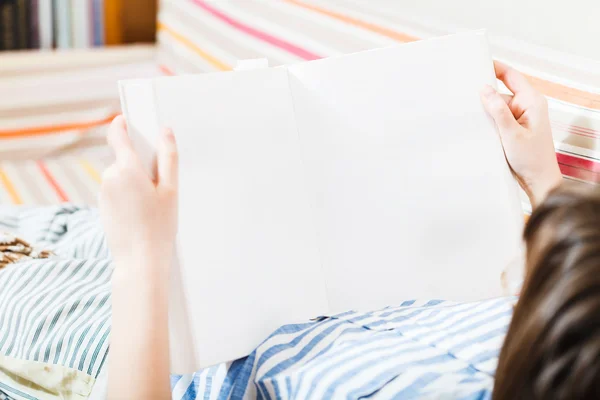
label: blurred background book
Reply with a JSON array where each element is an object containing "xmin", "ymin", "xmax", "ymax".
[{"xmin": 0, "ymin": 0, "xmax": 156, "ymax": 51}]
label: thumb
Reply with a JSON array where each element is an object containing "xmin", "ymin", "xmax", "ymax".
[
  {"xmin": 156, "ymin": 128, "xmax": 179, "ymax": 194},
  {"xmin": 480, "ymin": 85, "xmax": 521, "ymax": 136}
]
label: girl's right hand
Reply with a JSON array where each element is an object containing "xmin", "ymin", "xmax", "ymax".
[{"xmin": 480, "ymin": 62, "xmax": 562, "ymax": 208}]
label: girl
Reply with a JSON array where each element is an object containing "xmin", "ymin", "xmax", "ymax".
[{"xmin": 102, "ymin": 62, "xmax": 576, "ymax": 399}]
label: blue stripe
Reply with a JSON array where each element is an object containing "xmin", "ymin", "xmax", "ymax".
[
  {"xmin": 390, "ymin": 372, "xmax": 441, "ymax": 400},
  {"xmin": 451, "ymin": 326, "xmax": 508, "ymax": 353},
  {"xmin": 217, "ymin": 358, "xmax": 245, "ymax": 399},
  {"xmin": 318, "ymin": 351, "xmax": 448, "ymax": 398},
  {"xmin": 424, "ymin": 299, "xmax": 444, "ymax": 306},
  {"xmin": 398, "ymin": 299, "xmax": 506, "ymax": 334},
  {"xmin": 368, "ymin": 309, "xmax": 428, "ymax": 327},
  {"xmin": 171, "ymin": 375, "xmax": 183, "ymax": 390},
  {"xmin": 202, "ymin": 370, "xmax": 212, "ymax": 400},
  {"xmin": 255, "ymin": 319, "xmax": 336, "ymax": 374},
  {"xmin": 181, "ymin": 373, "xmax": 198, "ymax": 400},
  {"xmin": 260, "ymin": 321, "xmax": 347, "ymax": 379},
  {"xmin": 458, "ymin": 389, "xmax": 492, "ymax": 400},
  {"xmin": 438, "ymin": 309, "xmax": 512, "ymax": 343},
  {"xmin": 227, "ymin": 354, "xmax": 255, "ymax": 399},
  {"xmin": 468, "ymin": 348, "xmax": 500, "ymax": 366}
]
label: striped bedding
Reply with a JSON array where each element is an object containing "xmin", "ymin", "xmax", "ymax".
[
  {"xmin": 0, "ymin": 205, "xmax": 513, "ymax": 399},
  {"xmin": 0, "ymin": 46, "xmax": 160, "ymax": 206},
  {"xmin": 1, "ymin": 1, "xmax": 598, "ymax": 208}
]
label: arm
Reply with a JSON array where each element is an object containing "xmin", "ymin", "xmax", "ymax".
[
  {"xmin": 480, "ymin": 62, "xmax": 563, "ymax": 209},
  {"xmin": 100, "ymin": 116, "xmax": 179, "ymax": 400}
]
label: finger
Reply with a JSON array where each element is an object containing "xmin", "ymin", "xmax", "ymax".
[
  {"xmin": 494, "ymin": 61, "xmax": 536, "ymax": 98},
  {"xmin": 107, "ymin": 115, "xmax": 137, "ymax": 165},
  {"xmin": 481, "ymin": 85, "xmax": 522, "ymax": 135},
  {"xmin": 156, "ymin": 128, "xmax": 179, "ymax": 193},
  {"xmin": 500, "ymin": 93, "xmax": 513, "ymax": 105},
  {"xmin": 99, "ymin": 164, "xmax": 120, "ymax": 200}
]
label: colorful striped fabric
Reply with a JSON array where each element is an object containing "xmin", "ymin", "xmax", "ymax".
[
  {"xmin": 0, "ymin": 46, "xmax": 161, "ymax": 206},
  {"xmin": 157, "ymin": 0, "xmax": 600, "ymax": 213},
  {"xmin": 0, "ymin": 205, "xmax": 514, "ymax": 399},
  {"xmin": 0, "ymin": 154, "xmax": 109, "ymax": 206}
]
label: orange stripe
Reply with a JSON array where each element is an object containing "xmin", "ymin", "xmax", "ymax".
[
  {"xmin": 157, "ymin": 22, "xmax": 232, "ymax": 71},
  {"xmin": 284, "ymin": 0, "xmax": 600, "ymax": 110},
  {"xmin": 79, "ymin": 159, "xmax": 102, "ymax": 184},
  {"xmin": 526, "ymin": 74, "xmax": 600, "ymax": 111},
  {"xmin": 0, "ymin": 113, "xmax": 118, "ymax": 139},
  {"xmin": 283, "ymin": 0, "xmax": 418, "ymax": 43},
  {"xmin": 37, "ymin": 161, "xmax": 69, "ymax": 202},
  {"xmin": 159, "ymin": 64, "xmax": 175, "ymax": 76},
  {"xmin": 0, "ymin": 168, "xmax": 22, "ymax": 204}
]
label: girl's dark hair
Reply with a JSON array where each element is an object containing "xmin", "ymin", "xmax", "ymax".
[{"xmin": 494, "ymin": 183, "xmax": 600, "ymax": 399}]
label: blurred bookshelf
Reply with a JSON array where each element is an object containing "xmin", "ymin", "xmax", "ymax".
[{"xmin": 0, "ymin": 0, "xmax": 157, "ymax": 52}]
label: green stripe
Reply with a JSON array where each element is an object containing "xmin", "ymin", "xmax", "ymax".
[
  {"xmin": 78, "ymin": 312, "xmax": 110, "ymax": 371},
  {"xmin": 59, "ymin": 296, "xmax": 97, "ymax": 366},
  {"xmin": 11, "ymin": 261, "xmax": 72, "ymax": 359},
  {"xmin": 51, "ymin": 299, "xmax": 82, "ymax": 365},
  {"xmin": 87, "ymin": 327, "xmax": 110, "ymax": 376},
  {"xmin": 58, "ymin": 262, "xmax": 110, "ymax": 366},
  {"xmin": 95, "ymin": 349, "xmax": 109, "ymax": 379},
  {"xmin": 0, "ymin": 381, "xmax": 37, "ymax": 400},
  {"xmin": 25, "ymin": 260, "xmax": 90, "ymax": 359},
  {"xmin": 4, "ymin": 261, "xmax": 57, "ymax": 355},
  {"xmin": 0, "ymin": 261, "xmax": 48, "ymax": 350},
  {"xmin": 36, "ymin": 260, "xmax": 109, "ymax": 362},
  {"xmin": 69, "ymin": 295, "xmax": 110, "ymax": 369},
  {"xmin": 40, "ymin": 305, "xmax": 66, "ymax": 363}
]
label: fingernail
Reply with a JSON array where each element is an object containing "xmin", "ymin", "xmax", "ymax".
[
  {"xmin": 164, "ymin": 128, "xmax": 176, "ymax": 144},
  {"xmin": 481, "ymin": 85, "xmax": 496, "ymax": 98}
]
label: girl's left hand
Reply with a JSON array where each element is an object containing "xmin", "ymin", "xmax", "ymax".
[{"xmin": 100, "ymin": 115, "xmax": 179, "ymax": 274}]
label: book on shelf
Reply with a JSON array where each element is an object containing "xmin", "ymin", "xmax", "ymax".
[
  {"xmin": 15, "ymin": 0, "xmax": 29, "ymax": 49},
  {"xmin": 38, "ymin": 0, "xmax": 53, "ymax": 49},
  {"xmin": 71, "ymin": 0, "xmax": 91, "ymax": 48},
  {"xmin": 53, "ymin": 0, "xmax": 71, "ymax": 49},
  {"xmin": 29, "ymin": 0, "xmax": 40, "ymax": 48},
  {"xmin": 104, "ymin": 0, "xmax": 121, "ymax": 45},
  {"xmin": 0, "ymin": 0, "xmax": 18, "ymax": 51},
  {"xmin": 92, "ymin": 0, "xmax": 104, "ymax": 46},
  {"xmin": 0, "ymin": 0, "xmax": 114, "ymax": 52}
]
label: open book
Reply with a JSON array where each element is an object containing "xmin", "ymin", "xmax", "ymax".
[{"xmin": 119, "ymin": 31, "xmax": 524, "ymax": 373}]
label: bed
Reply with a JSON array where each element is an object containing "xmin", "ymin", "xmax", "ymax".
[{"xmin": 0, "ymin": 1, "xmax": 598, "ymax": 399}]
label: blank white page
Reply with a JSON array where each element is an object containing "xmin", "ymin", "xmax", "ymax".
[
  {"xmin": 288, "ymin": 31, "xmax": 524, "ymax": 312},
  {"xmin": 121, "ymin": 68, "xmax": 329, "ymax": 371}
]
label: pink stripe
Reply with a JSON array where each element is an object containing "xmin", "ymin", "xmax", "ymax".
[
  {"xmin": 551, "ymin": 121, "xmax": 599, "ymax": 138},
  {"xmin": 559, "ymin": 163, "xmax": 600, "ymax": 183},
  {"xmin": 191, "ymin": 0, "xmax": 321, "ymax": 61},
  {"xmin": 552, "ymin": 124, "xmax": 598, "ymax": 140},
  {"xmin": 556, "ymin": 152, "xmax": 600, "ymax": 173},
  {"xmin": 552, "ymin": 120, "xmax": 599, "ymax": 135}
]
